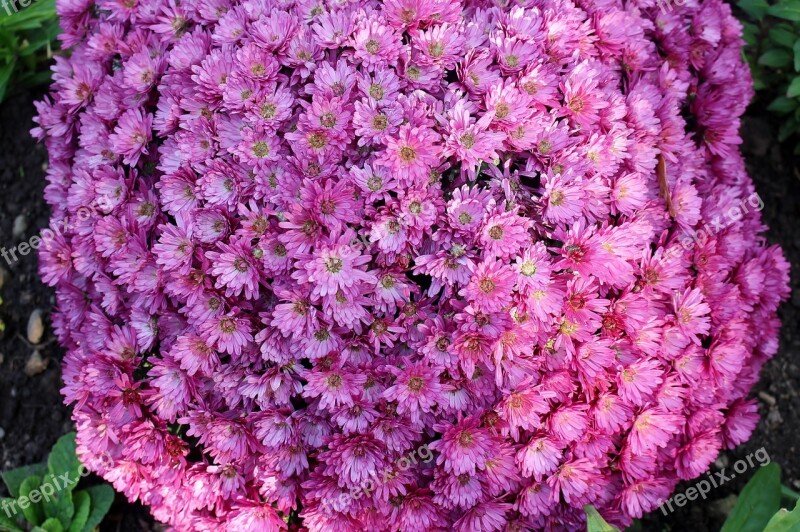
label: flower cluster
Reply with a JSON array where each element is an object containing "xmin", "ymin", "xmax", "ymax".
[{"xmin": 35, "ymin": 0, "xmax": 790, "ymax": 530}]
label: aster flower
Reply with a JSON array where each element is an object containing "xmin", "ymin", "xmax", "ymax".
[
  {"xmin": 207, "ymin": 238, "xmax": 261, "ymax": 299},
  {"xmin": 413, "ymin": 23, "xmax": 466, "ymax": 69},
  {"xmin": 439, "ymin": 100, "xmax": 506, "ymax": 173},
  {"xmin": 109, "ymin": 108, "xmax": 153, "ymax": 166},
  {"xmin": 304, "ymin": 366, "xmax": 367, "ymax": 410},
  {"xmin": 350, "ymin": 14, "xmax": 401, "ymax": 71},
  {"xmin": 430, "ymin": 415, "xmax": 494, "ymax": 476},
  {"xmin": 378, "ymin": 124, "xmax": 442, "ymax": 185},
  {"xmin": 293, "ymin": 231, "xmax": 377, "ymax": 299},
  {"xmin": 462, "ymin": 260, "xmax": 516, "ymax": 313},
  {"xmin": 628, "ymin": 408, "xmax": 684, "ymax": 455},
  {"xmin": 673, "ymin": 287, "xmax": 712, "ymax": 344},
  {"xmin": 383, "ymin": 361, "xmax": 447, "ymax": 423}
]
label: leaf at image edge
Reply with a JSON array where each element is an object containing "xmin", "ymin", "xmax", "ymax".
[
  {"xmin": 770, "ymin": 27, "xmax": 797, "ymax": 48},
  {"xmin": 722, "ymin": 462, "xmax": 782, "ymax": 532},
  {"xmin": 759, "ymin": 48, "xmax": 793, "ymax": 68},
  {"xmin": 0, "ymin": 498, "xmax": 24, "ymax": 532},
  {"xmin": 794, "ymin": 39, "xmax": 800, "ymax": 71},
  {"xmin": 768, "ymin": 96, "xmax": 798, "ymax": 113},
  {"xmin": 738, "ymin": 0, "xmax": 770, "ymax": 19},
  {"xmin": 1, "ymin": 463, "xmax": 47, "ymax": 498},
  {"xmin": 584, "ymin": 505, "xmax": 620, "ymax": 532},
  {"xmin": 764, "ymin": 497, "xmax": 800, "ymax": 532},
  {"xmin": 37, "ymin": 517, "xmax": 64, "ymax": 532},
  {"xmin": 788, "ymin": 76, "xmax": 800, "ymax": 98},
  {"xmin": 769, "ymin": 0, "xmax": 800, "ymax": 21}
]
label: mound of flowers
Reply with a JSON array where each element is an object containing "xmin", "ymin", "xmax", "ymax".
[{"xmin": 33, "ymin": 0, "xmax": 789, "ymax": 529}]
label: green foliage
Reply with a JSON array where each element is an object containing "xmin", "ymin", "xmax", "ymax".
[
  {"xmin": 0, "ymin": 433, "xmax": 114, "ymax": 532},
  {"xmin": 585, "ymin": 505, "xmax": 621, "ymax": 532},
  {"xmin": 739, "ymin": 0, "xmax": 800, "ymax": 154},
  {"xmin": 0, "ymin": 0, "xmax": 59, "ymax": 103},
  {"xmin": 722, "ymin": 462, "xmax": 782, "ymax": 532},
  {"xmin": 722, "ymin": 462, "xmax": 800, "ymax": 532}
]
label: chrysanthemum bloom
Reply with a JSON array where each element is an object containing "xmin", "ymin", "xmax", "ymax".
[{"xmin": 36, "ymin": 0, "xmax": 790, "ymax": 530}]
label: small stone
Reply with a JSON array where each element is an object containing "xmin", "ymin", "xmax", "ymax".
[
  {"xmin": 758, "ymin": 391, "xmax": 777, "ymax": 406},
  {"xmin": 27, "ymin": 309, "xmax": 45, "ymax": 344},
  {"xmin": 24, "ymin": 350, "xmax": 48, "ymax": 377},
  {"xmin": 715, "ymin": 455, "xmax": 730, "ymax": 469},
  {"xmin": 0, "ymin": 427, "xmax": 5, "ymax": 440},
  {"xmin": 0, "ymin": 267, "xmax": 6, "ymax": 290},
  {"xmin": 767, "ymin": 407, "xmax": 783, "ymax": 427},
  {"xmin": 12, "ymin": 214, "xmax": 28, "ymax": 240},
  {"xmin": 710, "ymin": 494, "xmax": 738, "ymax": 518},
  {"xmin": 0, "ymin": 353, "xmax": 4, "ymax": 365}
]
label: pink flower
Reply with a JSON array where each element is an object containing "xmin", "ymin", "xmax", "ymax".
[
  {"xmin": 431, "ymin": 415, "xmax": 494, "ymax": 476},
  {"xmin": 383, "ymin": 361, "xmax": 447, "ymax": 423},
  {"xmin": 462, "ymin": 260, "xmax": 515, "ymax": 313},
  {"xmin": 109, "ymin": 108, "xmax": 152, "ymax": 166},
  {"xmin": 629, "ymin": 409, "xmax": 684, "ymax": 455},
  {"xmin": 378, "ymin": 124, "xmax": 442, "ymax": 185},
  {"xmin": 293, "ymin": 231, "xmax": 376, "ymax": 299},
  {"xmin": 517, "ymin": 436, "xmax": 562, "ymax": 480}
]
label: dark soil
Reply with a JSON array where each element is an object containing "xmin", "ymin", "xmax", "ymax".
[{"xmin": 0, "ymin": 90, "xmax": 797, "ymax": 531}]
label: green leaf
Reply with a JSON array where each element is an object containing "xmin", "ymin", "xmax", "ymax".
[
  {"xmin": 1, "ymin": 463, "xmax": 47, "ymax": 499},
  {"xmin": 795, "ymin": 39, "xmax": 800, "ymax": 71},
  {"xmin": 66, "ymin": 491, "xmax": 90, "ymax": 532},
  {"xmin": 759, "ymin": 49, "xmax": 793, "ymax": 68},
  {"xmin": 768, "ymin": 96, "xmax": 798, "ymax": 113},
  {"xmin": 37, "ymin": 518, "xmax": 64, "ymax": 532},
  {"xmin": 18, "ymin": 476, "xmax": 45, "ymax": 526},
  {"xmin": 41, "ymin": 478, "xmax": 73, "ymax": 531},
  {"xmin": 80, "ymin": 485, "xmax": 113, "ymax": 532},
  {"xmin": 0, "ymin": 498, "xmax": 24, "ymax": 532},
  {"xmin": 739, "ymin": 0, "xmax": 770, "ymax": 19},
  {"xmin": 47, "ymin": 433, "xmax": 81, "ymax": 492},
  {"xmin": 742, "ymin": 21, "xmax": 761, "ymax": 47},
  {"xmin": 585, "ymin": 505, "xmax": 620, "ymax": 532},
  {"xmin": 778, "ymin": 118, "xmax": 798, "ymax": 142},
  {"xmin": 769, "ymin": 0, "xmax": 800, "ymax": 21},
  {"xmin": 722, "ymin": 463, "xmax": 782, "ymax": 532},
  {"xmin": 770, "ymin": 27, "xmax": 798, "ymax": 48},
  {"xmin": 764, "ymin": 497, "xmax": 800, "ymax": 532},
  {"xmin": 788, "ymin": 76, "xmax": 800, "ymax": 98}
]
